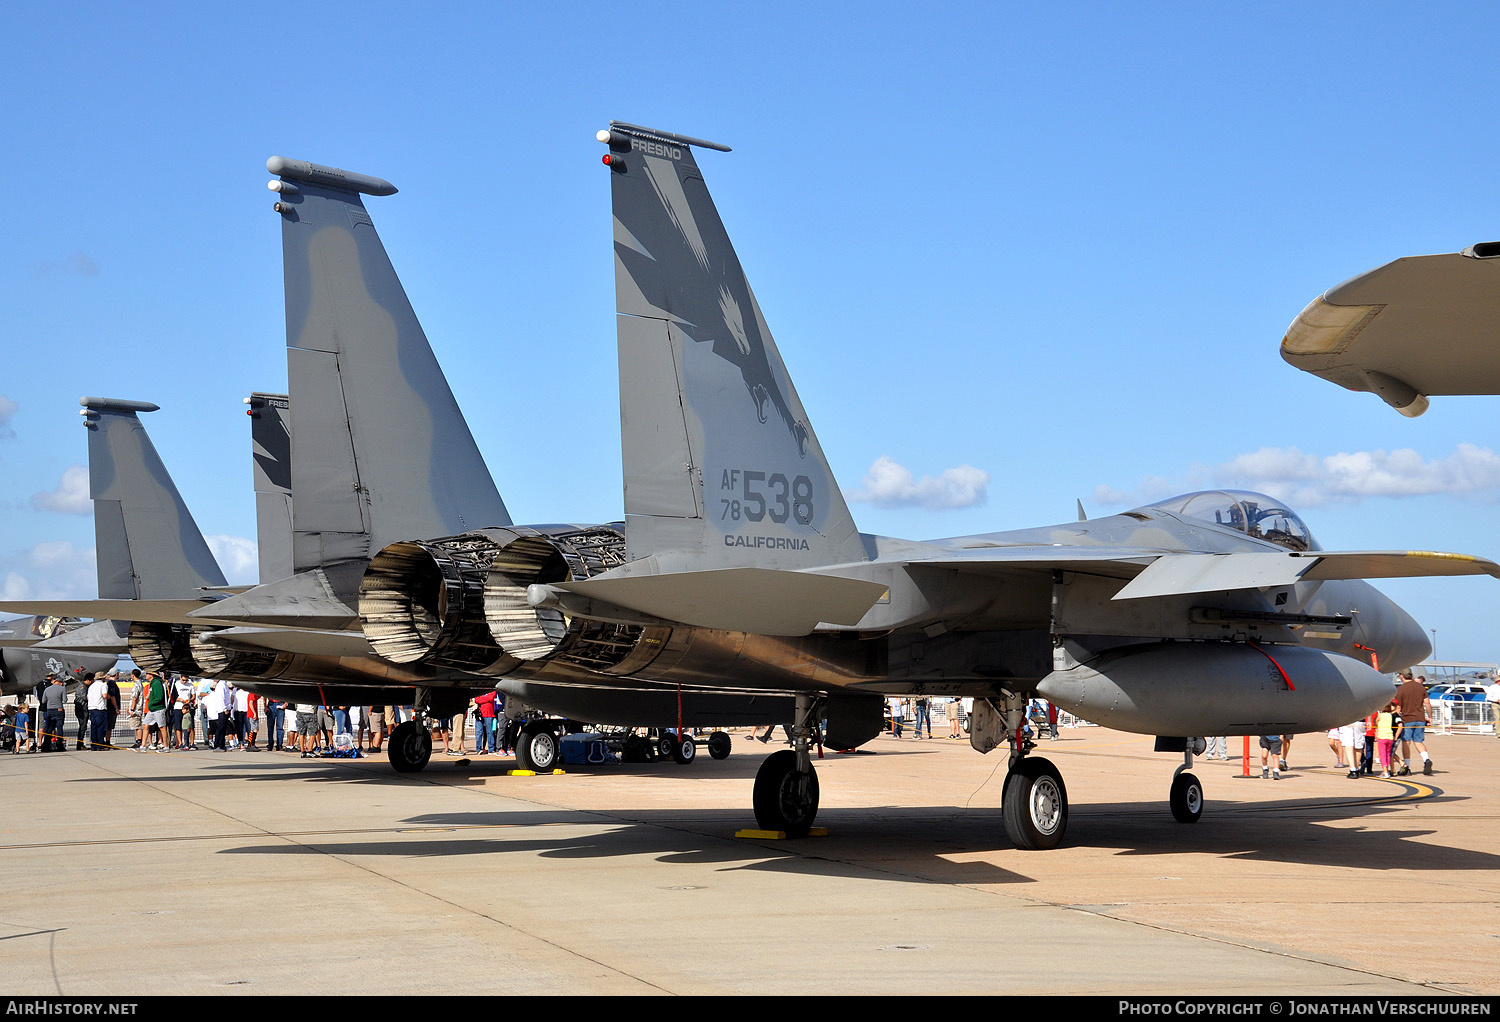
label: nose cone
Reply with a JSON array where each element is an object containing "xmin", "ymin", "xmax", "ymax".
[{"xmin": 1376, "ymin": 596, "xmax": 1431, "ymax": 673}]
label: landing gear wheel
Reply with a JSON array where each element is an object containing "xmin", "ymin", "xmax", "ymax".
[
  {"xmin": 388, "ymin": 721, "xmax": 432, "ymax": 773},
  {"xmin": 671, "ymin": 734, "xmax": 696, "ymax": 765},
  {"xmin": 657, "ymin": 733, "xmax": 678, "ymax": 760},
  {"xmin": 1002, "ymin": 756, "xmax": 1068, "ymax": 850},
  {"xmin": 752, "ymin": 749, "xmax": 820, "ymax": 837},
  {"xmin": 512, "ymin": 731, "xmax": 535, "ymax": 771},
  {"xmin": 524, "ymin": 727, "xmax": 560, "ymax": 771},
  {"xmin": 1170, "ymin": 771, "xmax": 1203, "ymax": 823},
  {"xmin": 707, "ymin": 732, "xmax": 731, "ymax": 760}
]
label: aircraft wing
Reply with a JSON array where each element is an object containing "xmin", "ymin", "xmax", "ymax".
[
  {"xmin": 1281, "ymin": 247, "xmax": 1500, "ymax": 414},
  {"xmin": 1111, "ymin": 549, "xmax": 1500, "ymax": 600},
  {"xmin": 0, "ymin": 600, "xmax": 233, "ymax": 624},
  {"xmin": 549, "ymin": 568, "xmax": 891, "ymax": 636},
  {"xmin": 544, "ymin": 545, "xmax": 1500, "ymax": 635}
]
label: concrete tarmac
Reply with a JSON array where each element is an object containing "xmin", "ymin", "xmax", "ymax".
[{"xmin": 4, "ymin": 726, "xmax": 1497, "ymax": 996}]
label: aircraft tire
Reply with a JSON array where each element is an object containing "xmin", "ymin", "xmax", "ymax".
[
  {"xmin": 1003, "ymin": 757, "xmax": 1067, "ymax": 850},
  {"xmin": 707, "ymin": 732, "xmax": 731, "ymax": 760},
  {"xmin": 524, "ymin": 726, "xmax": 560, "ymax": 771},
  {"xmin": 671, "ymin": 734, "xmax": 696, "ymax": 765},
  {"xmin": 1170, "ymin": 771, "xmax": 1203, "ymax": 824},
  {"xmin": 752, "ymin": 750, "xmax": 819, "ymax": 837},
  {"xmin": 657, "ymin": 733, "xmax": 677, "ymax": 760},
  {"xmin": 513, "ymin": 731, "xmax": 535, "ymax": 771},
  {"xmin": 388, "ymin": 721, "xmax": 432, "ymax": 774}
]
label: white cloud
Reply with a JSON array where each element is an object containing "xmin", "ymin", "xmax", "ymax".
[
  {"xmin": 206, "ymin": 535, "xmax": 258, "ymax": 584},
  {"xmin": 0, "ymin": 395, "xmax": 16, "ymax": 440},
  {"xmin": 30, "ymin": 464, "xmax": 91, "ymax": 514},
  {"xmin": 848, "ymin": 455, "xmax": 990, "ymax": 510},
  {"xmin": 0, "ymin": 542, "xmax": 97, "ymax": 600},
  {"xmin": 1095, "ymin": 444, "xmax": 1500, "ymax": 510}
]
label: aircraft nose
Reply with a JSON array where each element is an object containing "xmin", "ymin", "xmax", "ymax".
[{"xmin": 1377, "ymin": 596, "xmax": 1431, "ymax": 673}]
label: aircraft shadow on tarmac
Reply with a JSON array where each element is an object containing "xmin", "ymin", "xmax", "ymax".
[{"xmin": 200, "ymin": 780, "xmax": 1496, "ymax": 883}]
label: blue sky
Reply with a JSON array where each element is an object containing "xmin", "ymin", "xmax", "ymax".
[{"xmin": 3, "ymin": 2, "xmax": 1498, "ymax": 663}]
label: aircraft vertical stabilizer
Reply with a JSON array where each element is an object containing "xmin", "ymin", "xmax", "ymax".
[
  {"xmin": 603, "ymin": 123, "xmax": 867, "ymax": 571},
  {"xmin": 266, "ymin": 157, "xmax": 510, "ymax": 573},
  {"xmin": 82, "ymin": 397, "xmax": 227, "ymax": 600},
  {"xmin": 246, "ymin": 392, "xmax": 293, "ymax": 584}
]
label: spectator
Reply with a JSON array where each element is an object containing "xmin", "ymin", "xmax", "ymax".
[
  {"xmin": 127, "ymin": 668, "xmax": 146, "ymax": 750},
  {"xmin": 40, "ymin": 673, "xmax": 67, "ymax": 753},
  {"xmin": 174, "ymin": 675, "xmax": 196, "ymax": 750},
  {"xmin": 1258, "ymin": 734, "xmax": 1282, "ymax": 780},
  {"xmin": 14, "ymin": 700, "xmax": 33, "ymax": 753},
  {"xmin": 72, "ymin": 677, "xmax": 89, "ymax": 751},
  {"xmin": 265, "ymin": 698, "xmax": 285, "ymax": 752},
  {"xmin": 474, "ymin": 692, "xmax": 499, "ymax": 754},
  {"xmin": 1394, "ymin": 670, "xmax": 1434, "ymax": 776},
  {"xmin": 295, "ymin": 702, "xmax": 320, "ymax": 758},
  {"xmin": 368, "ymin": 704, "xmax": 386, "ymax": 754},
  {"xmin": 87, "ymin": 672, "xmax": 110, "ymax": 750},
  {"xmin": 243, "ymin": 690, "xmax": 260, "ymax": 751}
]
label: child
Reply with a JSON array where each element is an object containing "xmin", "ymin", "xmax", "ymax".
[
  {"xmin": 14, "ymin": 701, "xmax": 32, "ymax": 754},
  {"xmin": 1375, "ymin": 700, "xmax": 1399, "ymax": 778}
]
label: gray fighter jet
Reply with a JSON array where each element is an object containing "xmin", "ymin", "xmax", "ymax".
[
  {"xmin": 0, "ymin": 396, "xmax": 230, "ymax": 695},
  {"xmin": 0, "ymin": 615, "xmax": 115, "ymax": 696},
  {"xmin": 338, "ymin": 123, "xmax": 1495, "ymax": 848},
  {"xmin": 1281, "ymin": 243, "xmax": 1500, "ymax": 414},
  {"xmin": 2, "ymin": 158, "xmax": 794, "ymax": 772}
]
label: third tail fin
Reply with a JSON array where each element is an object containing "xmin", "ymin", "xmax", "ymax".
[
  {"xmin": 267, "ymin": 156, "xmax": 510, "ymax": 573},
  {"xmin": 81, "ymin": 397, "xmax": 227, "ymax": 599}
]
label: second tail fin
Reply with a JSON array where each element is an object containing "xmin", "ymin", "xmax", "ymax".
[{"xmin": 267, "ymin": 156, "xmax": 510, "ymax": 573}]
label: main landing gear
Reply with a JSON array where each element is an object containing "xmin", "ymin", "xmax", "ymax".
[
  {"xmin": 1002, "ymin": 755, "xmax": 1068, "ymax": 850},
  {"xmin": 980, "ymin": 691, "xmax": 1070, "ymax": 850},
  {"xmin": 388, "ymin": 720, "xmax": 432, "ymax": 773},
  {"xmin": 752, "ymin": 694, "xmax": 821, "ymax": 837}
]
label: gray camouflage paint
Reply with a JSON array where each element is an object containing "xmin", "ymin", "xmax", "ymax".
[
  {"xmin": 82, "ymin": 397, "xmax": 226, "ymax": 600},
  {"xmin": 609, "ymin": 126, "xmax": 866, "ymax": 570},
  {"xmin": 270, "ymin": 157, "xmax": 510, "ymax": 573}
]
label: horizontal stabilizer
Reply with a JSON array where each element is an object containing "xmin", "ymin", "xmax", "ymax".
[
  {"xmin": 1113, "ymin": 550, "xmax": 1500, "ymax": 601},
  {"xmin": 183, "ymin": 566, "xmax": 360, "ymax": 631},
  {"xmin": 551, "ymin": 567, "xmax": 890, "ymax": 635},
  {"xmin": 198, "ymin": 626, "xmax": 373, "ymax": 658}
]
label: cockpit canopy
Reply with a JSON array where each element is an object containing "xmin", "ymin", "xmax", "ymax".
[{"xmin": 1142, "ymin": 490, "xmax": 1320, "ymax": 552}]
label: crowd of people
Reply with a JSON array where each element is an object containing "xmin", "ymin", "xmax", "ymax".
[
  {"xmin": 1207, "ymin": 669, "xmax": 1439, "ymax": 780},
  {"xmin": 0, "ymin": 668, "xmax": 1459, "ymax": 770},
  {"xmin": 0, "ymin": 667, "xmax": 523, "ymax": 759}
]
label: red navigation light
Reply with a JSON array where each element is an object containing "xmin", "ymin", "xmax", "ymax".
[{"xmin": 602, "ymin": 154, "xmax": 613, "ymax": 166}]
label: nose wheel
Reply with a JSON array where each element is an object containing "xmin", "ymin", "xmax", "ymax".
[{"xmin": 1170, "ymin": 769, "xmax": 1203, "ymax": 823}]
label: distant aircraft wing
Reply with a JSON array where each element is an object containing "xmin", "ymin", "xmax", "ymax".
[
  {"xmin": 0, "ymin": 599, "xmax": 230, "ymax": 623},
  {"xmin": 1281, "ymin": 246, "xmax": 1500, "ymax": 414}
]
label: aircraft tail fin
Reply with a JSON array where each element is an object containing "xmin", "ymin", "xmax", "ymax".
[
  {"xmin": 601, "ymin": 123, "xmax": 867, "ymax": 571},
  {"xmin": 246, "ymin": 393, "xmax": 293, "ymax": 584},
  {"xmin": 266, "ymin": 156, "xmax": 510, "ymax": 573},
  {"xmin": 81, "ymin": 397, "xmax": 227, "ymax": 599}
]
